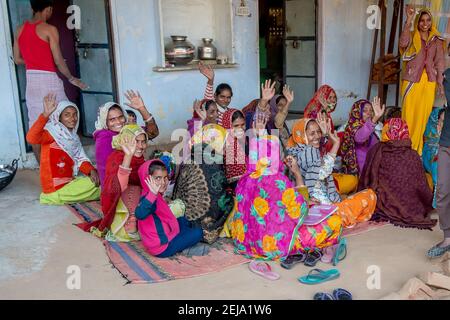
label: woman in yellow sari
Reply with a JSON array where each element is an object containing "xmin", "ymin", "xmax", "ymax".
[{"xmin": 400, "ymin": 5, "xmax": 445, "ymax": 156}]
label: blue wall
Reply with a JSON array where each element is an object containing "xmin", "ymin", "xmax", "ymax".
[{"xmin": 111, "ymin": 0, "xmax": 260, "ymax": 144}]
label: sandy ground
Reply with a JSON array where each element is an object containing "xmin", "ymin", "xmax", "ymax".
[{"xmin": 0, "ymin": 170, "xmax": 446, "ymax": 300}]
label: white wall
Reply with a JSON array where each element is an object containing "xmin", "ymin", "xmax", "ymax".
[
  {"xmin": 110, "ymin": 0, "xmax": 260, "ymax": 144},
  {"xmin": 0, "ymin": 0, "xmax": 27, "ymax": 166},
  {"xmin": 319, "ymin": 0, "xmax": 399, "ymax": 125}
]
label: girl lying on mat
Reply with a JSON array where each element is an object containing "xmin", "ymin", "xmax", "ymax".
[
  {"xmin": 136, "ymin": 160, "xmax": 203, "ymax": 258},
  {"xmin": 26, "ymin": 93, "xmax": 100, "ymax": 205}
]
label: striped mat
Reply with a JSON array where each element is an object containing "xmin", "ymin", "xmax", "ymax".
[{"xmin": 66, "ymin": 202, "xmax": 249, "ymax": 284}]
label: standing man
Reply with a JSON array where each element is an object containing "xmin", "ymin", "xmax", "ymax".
[
  {"xmin": 13, "ymin": 0, "xmax": 87, "ymax": 162},
  {"xmin": 428, "ymin": 46, "xmax": 450, "ymax": 258}
]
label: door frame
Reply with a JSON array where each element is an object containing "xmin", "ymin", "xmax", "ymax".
[
  {"xmin": 72, "ymin": 0, "xmax": 119, "ymax": 137},
  {"xmin": 283, "ymin": 0, "xmax": 320, "ymax": 115},
  {"xmin": 3, "ymin": 0, "xmax": 120, "ymax": 151},
  {"xmin": 2, "ymin": 0, "xmax": 28, "ymax": 161}
]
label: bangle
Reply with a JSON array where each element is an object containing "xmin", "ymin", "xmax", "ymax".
[{"xmin": 144, "ymin": 115, "xmax": 154, "ymax": 123}]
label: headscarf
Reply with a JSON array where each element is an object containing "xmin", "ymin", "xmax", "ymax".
[
  {"xmin": 152, "ymin": 151, "xmax": 176, "ymax": 182},
  {"xmin": 247, "ymin": 135, "xmax": 282, "ymax": 178},
  {"xmin": 341, "ymin": 100, "xmax": 376, "ymax": 175},
  {"xmin": 222, "ymin": 109, "xmax": 247, "ymax": 183},
  {"xmin": 381, "ymin": 118, "xmax": 410, "ymax": 142},
  {"xmin": 77, "ymin": 125, "xmax": 146, "ymax": 233},
  {"xmin": 44, "ymin": 101, "xmax": 91, "ymax": 176},
  {"xmin": 95, "ymin": 102, "xmax": 128, "ymax": 131},
  {"xmin": 287, "ymin": 118, "xmax": 315, "ymax": 147},
  {"xmin": 401, "ymin": 8, "xmax": 444, "ymax": 62},
  {"xmin": 112, "ymin": 124, "xmax": 148, "ymax": 149},
  {"xmin": 304, "ymin": 85, "xmax": 337, "ymax": 118},
  {"xmin": 190, "ymin": 123, "xmax": 226, "ymax": 154}
]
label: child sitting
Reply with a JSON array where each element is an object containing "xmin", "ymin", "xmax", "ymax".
[{"xmin": 136, "ymin": 160, "xmax": 203, "ymax": 258}]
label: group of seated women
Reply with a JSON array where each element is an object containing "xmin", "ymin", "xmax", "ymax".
[{"xmin": 28, "ymin": 64, "xmax": 440, "ymax": 261}]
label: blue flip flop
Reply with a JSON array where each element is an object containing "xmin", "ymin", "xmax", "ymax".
[
  {"xmin": 313, "ymin": 292, "xmax": 334, "ymax": 300},
  {"xmin": 298, "ymin": 268, "xmax": 340, "ymax": 285},
  {"xmin": 333, "ymin": 288, "xmax": 353, "ymax": 300},
  {"xmin": 333, "ymin": 238, "xmax": 347, "ymax": 266}
]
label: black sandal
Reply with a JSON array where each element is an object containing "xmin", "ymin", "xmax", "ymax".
[
  {"xmin": 304, "ymin": 249, "xmax": 323, "ymax": 267},
  {"xmin": 280, "ymin": 253, "xmax": 306, "ymax": 270}
]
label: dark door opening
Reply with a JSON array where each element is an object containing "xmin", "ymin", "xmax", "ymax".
[
  {"xmin": 259, "ymin": 0, "xmax": 318, "ymax": 117},
  {"xmin": 6, "ymin": 0, "xmax": 117, "ymax": 149}
]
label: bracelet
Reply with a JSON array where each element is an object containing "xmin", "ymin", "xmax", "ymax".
[{"xmin": 144, "ymin": 115, "xmax": 154, "ymax": 123}]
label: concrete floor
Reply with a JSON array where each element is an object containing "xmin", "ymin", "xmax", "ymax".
[{"xmin": 0, "ymin": 170, "xmax": 446, "ymax": 300}]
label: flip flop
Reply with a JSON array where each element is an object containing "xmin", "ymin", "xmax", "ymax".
[
  {"xmin": 304, "ymin": 249, "xmax": 323, "ymax": 267},
  {"xmin": 333, "ymin": 238, "xmax": 347, "ymax": 266},
  {"xmin": 313, "ymin": 292, "xmax": 334, "ymax": 300},
  {"xmin": 333, "ymin": 288, "xmax": 353, "ymax": 300},
  {"xmin": 321, "ymin": 245, "xmax": 338, "ymax": 264},
  {"xmin": 298, "ymin": 268, "xmax": 340, "ymax": 285},
  {"xmin": 249, "ymin": 261, "xmax": 280, "ymax": 281},
  {"xmin": 281, "ymin": 253, "xmax": 307, "ymax": 270}
]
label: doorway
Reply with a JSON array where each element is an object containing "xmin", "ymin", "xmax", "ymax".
[
  {"xmin": 6, "ymin": 0, "xmax": 118, "ymax": 147},
  {"xmin": 259, "ymin": 0, "xmax": 318, "ymax": 116}
]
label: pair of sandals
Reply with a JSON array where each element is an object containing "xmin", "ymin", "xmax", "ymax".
[
  {"xmin": 314, "ymin": 288, "xmax": 353, "ymax": 300},
  {"xmin": 281, "ymin": 249, "xmax": 323, "ymax": 270}
]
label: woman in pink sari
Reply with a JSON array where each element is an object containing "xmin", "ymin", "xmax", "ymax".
[{"xmin": 230, "ymin": 117, "xmax": 343, "ymax": 261}]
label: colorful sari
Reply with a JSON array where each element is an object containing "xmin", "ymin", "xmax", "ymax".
[
  {"xmin": 222, "ymin": 109, "xmax": 247, "ymax": 184},
  {"xmin": 358, "ymin": 119, "xmax": 436, "ymax": 230},
  {"xmin": 304, "ymin": 85, "xmax": 337, "ymax": 119},
  {"xmin": 231, "ymin": 135, "xmax": 342, "ymax": 260},
  {"xmin": 94, "ymin": 102, "xmax": 129, "ymax": 186},
  {"xmin": 174, "ymin": 124, "xmax": 234, "ymax": 244},
  {"xmin": 341, "ymin": 100, "xmax": 379, "ymax": 175},
  {"xmin": 78, "ymin": 125, "xmax": 146, "ymax": 235},
  {"xmin": 401, "ymin": 9, "xmax": 444, "ymax": 156},
  {"xmin": 287, "ymin": 119, "xmax": 376, "ymax": 228},
  {"xmin": 423, "ymin": 108, "xmax": 443, "ymax": 186}
]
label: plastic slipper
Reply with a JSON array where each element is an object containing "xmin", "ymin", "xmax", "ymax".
[
  {"xmin": 333, "ymin": 238, "xmax": 347, "ymax": 266},
  {"xmin": 281, "ymin": 253, "xmax": 306, "ymax": 270},
  {"xmin": 333, "ymin": 288, "xmax": 353, "ymax": 300},
  {"xmin": 249, "ymin": 261, "xmax": 280, "ymax": 281},
  {"xmin": 313, "ymin": 292, "xmax": 334, "ymax": 300},
  {"xmin": 321, "ymin": 245, "xmax": 338, "ymax": 264},
  {"xmin": 304, "ymin": 249, "xmax": 323, "ymax": 267},
  {"xmin": 298, "ymin": 268, "xmax": 340, "ymax": 285}
]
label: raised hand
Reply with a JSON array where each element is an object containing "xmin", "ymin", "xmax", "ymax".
[
  {"xmin": 282, "ymin": 85, "xmax": 294, "ymax": 104},
  {"xmin": 124, "ymin": 90, "xmax": 146, "ymax": 111},
  {"xmin": 43, "ymin": 93, "xmax": 58, "ymax": 118},
  {"xmin": 284, "ymin": 155, "xmax": 301, "ymax": 176},
  {"xmin": 406, "ymin": 4, "xmax": 415, "ymax": 23},
  {"xmin": 145, "ymin": 176, "xmax": 160, "ymax": 195},
  {"xmin": 69, "ymin": 77, "xmax": 89, "ymax": 90},
  {"xmin": 372, "ymin": 96, "xmax": 386, "ymax": 123},
  {"xmin": 253, "ymin": 112, "xmax": 268, "ymax": 132},
  {"xmin": 316, "ymin": 112, "xmax": 328, "ymax": 135},
  {"xmin": 193, "ymin": 99, "xmax": 207, "ymax": 121},
  {"xmin": 199, "ymin": 61, "xmax": 215, "ymax": 82},
  {"xmin": 120, "ymin": 135, "xmax": 137, "ymax": 157},
  {"xmin": 261, "ymin": 79, "xmax": 276, "ymax": 102}
]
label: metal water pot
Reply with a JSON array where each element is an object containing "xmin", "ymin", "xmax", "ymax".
[
  {"xmin": 165, "ymin": 35, "xmax": 195, "ymax": 65},
  {"xmin": 198, "ymin": 38, "xmax": 217, "ymax": 60}
]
